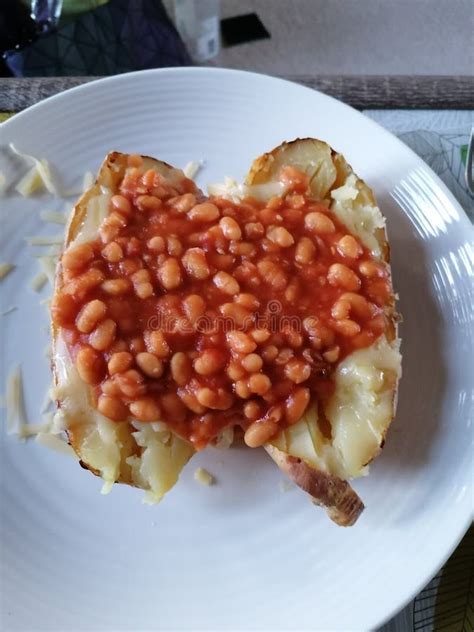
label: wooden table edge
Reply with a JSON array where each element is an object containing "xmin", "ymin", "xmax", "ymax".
[{"xmin": 0, "ymin": 74, "xmax": 473, "ymax": 112}]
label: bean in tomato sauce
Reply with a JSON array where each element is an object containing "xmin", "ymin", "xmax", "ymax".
[{"xmin": 53, "ymin": 155, "xmax": 392, "ymax": 450}]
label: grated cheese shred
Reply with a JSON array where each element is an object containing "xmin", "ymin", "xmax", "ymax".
[
  {"xmin": 0, "ymin": 263, "xmax": 14, "ymax": 280},
  {"xmin": 38, "ymin": 255, "xmax": 57, "ymax": 286},
  {"xmin": 183, "ymin": 160, "xmax": 202, "ymax": 179},
  {"xmin": 29, "ymin": 271, "xmax": 48, "ymax": 292},
  {"xmin": 40, "ymin": 210, "xmax": 68, "ymax": 225},
  {"xmin": 26, "ymin": 234, "xmax": 64, "ymax": 246},
  {"xmin": 5, "ymin": 365, "xmax": 27, "ymax": 436},
  {"xmin": 194, "ymin": 467, "xmax": 214, "ymax": 486},
  {"xmin": 9, "ymin": 143, "xmax": 59, "ymax": 196}
]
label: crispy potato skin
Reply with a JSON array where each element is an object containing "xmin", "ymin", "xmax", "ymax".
[{"xmin": 265, "ymin": 445, "xmax": 364, "ymax": 527}]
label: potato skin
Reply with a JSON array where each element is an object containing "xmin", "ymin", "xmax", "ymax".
[
  {"xmin": 52, "ymin": 152, "xmax": 190, "ymax": 488},
  {"xmin": 248, "ymin": 138, "xmax": 400, "ymax": 526},
  {"xmin": 52, "ymin": 142, "xmax": 400, "ymax": 522},
  {"xmin": 265, "ymin": 445, "xmax": 364, "ymax": 527}
]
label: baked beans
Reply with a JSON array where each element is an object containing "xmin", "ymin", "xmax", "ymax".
[
  {"xmin": 194, "ymin": 349, "xmax": 226, "ymax": 375},
  {"xmin": 213, "ymin": 271, "xmax": 240, "ymax": 295},
  {"xmin": 285, "ymin": 387, "xmax": 310, "ymax": 425},
  {"xmin": 337, "ymin": 235, "xmax": 362, "ymax": 259},
  {"xmin": 62, "ymin": 243, "xmax": 95, "ymax": 272},
  {"xmin": 244, "ymin": 418, "xmax": 279, "ymax": 448},
  {"xmin": 55, "ymin": 160, "xmax": 391, "ymax": 450},
  {"xmin": 220, "ymin": 216, "xmax": 242, "ymax": 240},
  {"xmin": 226, "ymin": 331, "xmax": 257, "ymax": 354},
  {"xmin": 295, "ymin": 236, "xmax": 316, "ymax": 264},
  {"xmin": 172, "ymin": 193, "xmax": 196, "ymax": 213},
  {"xmin": 327, "ymin": 263, "xmax": 361, "ymax": 291},
  {"xmin": 284, "ymin": 359, "xmax": 311, "ymax": 384},
  {"xmin": 97, "ymin": 395, "xmax": 128, "ymax": 421},
  {"xmin": 158, "ymin": 257, "xmax": 182, "ymax": 289},
  {"xmin": 101, "ymin": 278, "xmax": 132, "ymax": 296},
  {"xmin": 130, "ymin": 397, "xmax": 161, "ymax": 421},
  {"xmin": 111, "ymin": 194, "xmax": 132, "ymax": 216},
  {"xmin": 243, "ymin": 400, "xmax": 261, "ymax": 420},
  {"xmin": 76, "ymin": 299, "xmax": 107, "ymax": 333},
  {"xmin": 147, "ymin": 235, "xmax": 165, "ymax": 252},
  {"xmin": 89, "ymin": 318, "xmax": 117, "ymax": 351},
  {"xmin": 170, "ymin": 352, "xmax": 192, "ymax": 386},
  {"xmin": 63, "ymin": 268, "xmax": 104, "ymax": 299},
  {"xmin": 102, "ymin": 241, "xmax": 123, "ymax": 263},
  {"xmin": 305, "ymin": 211, "xmax": 335, "ymax": 234},
  {"xmin": 145, "ymin": 330, "xmax": 170, "ymax": 358},
  {"xmin": 188, "ymin": 202, "xmax": 220, "ymax": 222},
  {"xmin": 108, "ymin": 351, "xmax": 133, "ymax": 375},
  {"xmin": 76, "ymin": 346, "xmax": 104, "ymax": 384},
  {"xmin": 183, "ymin": 294, "xmax": 206, "ymax": 324},
  {"xmin": 136, "ymin": 352, "xmax": 164, "ymax": 378},
  {"xmin": 248, "ymin": 373, "xmax": 271, "ymax": 395},
  {"xmin": 241, "ymin": 353, "xmax": 263, "ymax": 373},
  {"xmin": 267, "ymin": 226, "xmax": 295, "ymax": 248},
  {"xmin": 115, "ymin": 369, "xmax": 146, "ymax": 398},
  {"xmin": 182, "ymin": 248, "xmax": 210, "ymax": 280}
]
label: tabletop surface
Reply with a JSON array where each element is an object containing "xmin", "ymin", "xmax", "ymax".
[{"xmin": 0, "ymin": 74, "xmax": 473, "ymax": 112}]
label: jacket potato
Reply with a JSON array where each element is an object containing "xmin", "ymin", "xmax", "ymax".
[{"xmin": 50, "ymin": 140, "xmax": 401, "ymax": 525}]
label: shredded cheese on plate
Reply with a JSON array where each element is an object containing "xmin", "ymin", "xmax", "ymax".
[
  {"xmin": 26, "ymin": 234, "xmax": 64, "ymax": 246},
  {"xmin": 0, "ymin": 263, "xmax": 14, "ymax": 280},
  {"xmin": 183, "ymin": 160, "xmax": 202, "ymax": 179},
  {"xmin": 194, "ymin": 467, "xmax": 215, "ymax": 486},
  {"xmin": 40, "ymin": 210, "xmax": 68, "ymax": 225},
  {"xmin": 29, "ymin": 271, "xmax": 48, "ymax": 292},
  {"xmin": 5, "ymin": 365, "xmax": 27, "ymax": 436},
  {"xmin": 9, "ymin": 143, "xmax": 59, "ymax": 196}
]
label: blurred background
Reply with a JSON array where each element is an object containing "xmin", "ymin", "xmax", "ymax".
[{"xmin": 1, "ymin": 0, "xmax": 472, "ymax": 77}]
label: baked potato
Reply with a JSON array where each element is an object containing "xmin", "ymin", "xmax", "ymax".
[
  {"xmin": 245, "ymin": 140, "xmax": 401, "ymax": 525},
  {"xmin": 51, "ymin": 154, "xmax": 195, "ymax": 501},
  {"xmin": 50, "ymin": 140, "xmax": 401, "ymax": 524}
]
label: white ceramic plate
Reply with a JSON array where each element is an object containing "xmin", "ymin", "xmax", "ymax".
[{"xmin": 0, "ymin": 68, "xmax": 472, "ymax": 632}]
